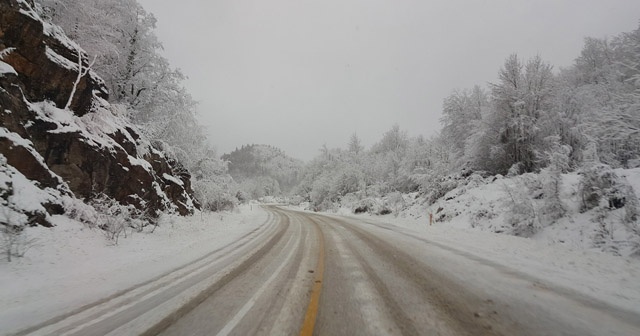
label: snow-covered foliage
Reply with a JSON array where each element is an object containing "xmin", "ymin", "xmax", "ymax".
[
  {"xmin": 407, "ymin": 168, "xmax": 640, "ymax": 257},
  {"xmin": 32, "ymin": 0, "xmax": 231, "ymax": 212},
  {"xmin": 294, "ymin": 128, "xmax": 452, "ymax": 212},
  {"xmin": 291, "ymin": 23, "xmax": 640, "ymax": 258},
  {"xmin": 191, "ymin": 155, "xmax": 236, "ymax": 212},
  {"xmin": 62, "ymin": 193, "xmax": 152, "ymax": 244},
  {"xmin": 222, "ymin": 144, "xmax": 303, "ymax": 200},
  {"xmin": 439, "ymin": 26, "xmax": 640, "ymax": 174}
]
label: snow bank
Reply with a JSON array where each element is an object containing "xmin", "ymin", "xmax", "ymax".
[
  {"xmin": 320, "ymin": 168, "xmax": 640, "ymax": 258},
  {"xmin": 411, "ymin": 168, "xmax": 640, "ymax": 257},
  {"xmin": 0, "ymin": 205, "xmax": 268, "ymax": 334}
]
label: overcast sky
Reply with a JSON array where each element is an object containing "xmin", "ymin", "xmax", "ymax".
[{"xmin": 137, "ymin": 0, "xmax": 640, "ymax": 161}]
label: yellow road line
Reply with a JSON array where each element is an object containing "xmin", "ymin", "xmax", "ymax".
[{"xmin": 299, "ymin": 222, "xmax": 325, "ymax": 336}]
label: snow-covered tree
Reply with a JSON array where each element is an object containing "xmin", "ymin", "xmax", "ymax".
[
  {"xmin": 488, "ymin": 54, "xmax": 555, "ymax": 174},
  {"xmin": 440, "ymin": 86, "xmax": 488, "ymax": 168},
  {"xmin": 347, "ymin": 133, "xmax": 364, "ymax": 156},
  {"xmin": 37, "ymin": 0, "xmax": 234, "ymax": 211},
  {"xmin": 561, "ymin": 27, "xmax": 640, "ymax": 168},
  {"xmin": 539, "ymin": 137, "xmax": 571, "ymax": 223}
]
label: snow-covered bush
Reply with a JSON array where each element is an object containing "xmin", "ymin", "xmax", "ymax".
[
  {"xmin": 352, "ymin": 198, "xmax": 389, "ymax": 215},
  {"xmin": 506, "ymin": 162, "xmax": 524, "ymax": 177},
  {"xmin": 502, "ymin": 178, "xmax": 540, "ymax": 237},
  {"xmin": 0, "ymin": 170, "xmax": 37, "ymax": 262},
  {"xmin": 331, "ymin": 167, "xmax": 366, "ymax": 199},
  {"xmin": 91, "ymin": 195, "xmax": 128, "ymax": 244},
  {"xmin": 63, "ymin": 196, "xmax": 99, "ymax": 228},
  {"xmin": 339, "ymin": 192, "xmax": 360, "ymax": 211},
  {"xmin": 539, "ymin": 142, "xmax": 571, "ymax": 223},
  {"xmin": 422, "ymin": 175, "xmax": 460, "ymax": 205},
  {"xmin": 574, "ymin": 165, "xmax": 640, "ymax": 255},
  {"xmin": 191, "ymin": 155, "xmax": 237, "ymax": 212},
  {"xmin": 0, "ymin": 155, "xmax": 48, "ymax": 260},
  {"xmin": 309, "ymin": 175, "xmax": 335, "ymax": 211},
  {"xmin": 385, "ymin": 191, "xmax": 405, "ymax": 216},
  {"xmin": 1, "ymin": 208, "xmax": 35, "ymax": 262},
  {"xmin": 623, "ymin": 183, "xmax": 639, "ymax": 224},
  {"xmin": 88, "ymin": 194, "xmax": 152, "ymax": 244},
  {"xmin": 591, "ymin": 207, "xmax": 622, "ymax": 256},
  {"xmin": 579, "ymin": 164, "xmax": 628, "ymax": 212},
  {"xmin": 194, "ymin": 179, "xmax": 236, "ymax": 212},
  {"xmin": 470, "ymin": 208, "xmax": 497, "ymax": 229}
]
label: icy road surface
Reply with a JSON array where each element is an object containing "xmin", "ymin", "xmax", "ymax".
[{"xmin": 5, "ymin": 206, "xmax": 640, "ymax": 335}]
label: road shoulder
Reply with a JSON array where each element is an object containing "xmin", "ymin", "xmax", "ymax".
[{"xmin": 0, "ymin": 205, "xmax": 268, "ymax": 334}]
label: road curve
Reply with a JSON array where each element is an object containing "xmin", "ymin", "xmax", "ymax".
[
  {"xmin": 160, "ymin": 206, "xmax": 640, "ymax": 336},
  {"xmin": 305, "ymin": 210, "xmax": 640, "ymax": 336},
  {"xmin": 158, "ymin": 207, "xmax": 321, "ymax": 336},
  {"xmin": 13, "ymin": 206, "xmax": 640, "ymax": 336}
]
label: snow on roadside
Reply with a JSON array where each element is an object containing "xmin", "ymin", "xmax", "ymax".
[
  {"xmin": 0, "ymin": 205, "xmax": 267, "ymax": 334},
  {"xmin": 331, "ymin": 211, "xmax": 640, "ymax": 316},
  {"xmin": 323, "ymin": 168, "xmax": 640, "ymax": 257}
]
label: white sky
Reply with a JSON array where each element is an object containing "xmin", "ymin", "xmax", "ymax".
[{"xmin": 137, "ymin": 0, "xmax": 640, "ymax": 161}]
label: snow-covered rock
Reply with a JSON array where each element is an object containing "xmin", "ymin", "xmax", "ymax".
[{"xmin": 0, "ymin": 0, "xmax": 198, "ymax": 226}]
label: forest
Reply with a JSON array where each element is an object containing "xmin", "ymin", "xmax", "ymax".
[{"xmin": 294, "ymin": 32, "xmax": 640, "ymax": 212}]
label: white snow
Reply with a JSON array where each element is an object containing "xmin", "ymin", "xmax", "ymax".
[
  {"xmin": 0, "ymin": 205, "xmax": 268, "ymax": 334},
  {"xmin": 321, "ymin": 167, "xmax": 640, "ymax": 258},
  {"xmin": 129, "ymin": 155, "xmax": 153, "ymax": 172},
  {"xmin": 0, "ymin": 154, "xmax": 59, "ymax": 227},
  {"xmin": 0, "ymin": 61, "xmax": 17, "ymax": 76},
  {"xmin": 0, "ymin": 127, "xmax": 35, "ymax": 148},
  {"xmin": 3, "ymin": 171, "xmax": 55, "ymax": 216},
  {"xmin": 27, "ymin": 101, "xmax": 145, "ymax": 160},
  {"xmin": 44, "ymin": 46, "xmax": 78, "ymax": 72},
  {"xmin": 163, "ymin": 173, "xmax": 184, "ymax": 186}
]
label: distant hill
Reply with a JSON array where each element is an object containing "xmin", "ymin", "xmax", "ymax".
[{"xmin": 222, "ymin": 145, "xmax": 303, "ymax": 199}]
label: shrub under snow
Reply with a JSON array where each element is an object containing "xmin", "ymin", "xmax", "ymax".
[{"xmin": 412, "ymin": 167, "xmax": 640, "ymax": 257}]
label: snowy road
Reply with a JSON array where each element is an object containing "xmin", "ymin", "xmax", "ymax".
[{"xmin": 12, "ymin": 206, "xmax": 640, "ymax": 335}]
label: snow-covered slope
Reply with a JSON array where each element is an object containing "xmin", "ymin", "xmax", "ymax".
[{"xmin": 363, "ymin": 168, "xmax": 640, "ymax": 258}]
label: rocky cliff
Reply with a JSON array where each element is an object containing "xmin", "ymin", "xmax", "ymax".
[{"xmin": 0, "ymin": 0, "xmax": 197, "ymax": 227}]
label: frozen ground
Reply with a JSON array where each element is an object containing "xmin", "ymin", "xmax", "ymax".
[{"xmin": 0, "ymin": 204, "xmax": 267, "ymax": 334}]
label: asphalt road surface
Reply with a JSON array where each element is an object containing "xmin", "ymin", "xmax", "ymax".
[{"xmin": 16, "ymin": 206, "xmax": 640, "ymax": 336}]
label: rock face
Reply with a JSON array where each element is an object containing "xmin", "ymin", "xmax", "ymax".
[{"xmin": 0, "ymin": 0, "xmax": 197, "ymax": 226}]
